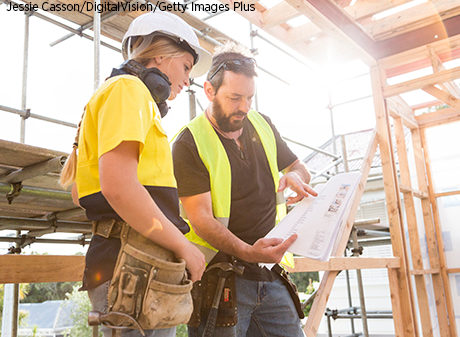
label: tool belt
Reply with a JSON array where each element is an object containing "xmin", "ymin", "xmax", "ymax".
[
  {"xmin": 272, "ymin": 264, "xmax": 305, "ymax": 319},
  {"xmin": 188, "ymin": 257, "xmax": 241, "ymax": 328},
  {"xmin": 93, "ymin": 219, "xmax": 194, "ymax": 331}
]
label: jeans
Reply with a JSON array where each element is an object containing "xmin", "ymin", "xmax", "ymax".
[
  {"xmin": 88, "ymin": 281, "xmax": 176, "ymax": 337},
  {"xmin": 188, "ymin": 277, "xmax": 305, "ymax": 337}
]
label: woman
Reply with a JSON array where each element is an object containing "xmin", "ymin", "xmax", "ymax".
[{"xmin": 60, "ymin": 11, "xmax": 211, "ymax": 337}]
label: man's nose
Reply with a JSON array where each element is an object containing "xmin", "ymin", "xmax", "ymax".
[{"xmin": 239, "ymin": 99, "xmax": 251, "ymax": 112}]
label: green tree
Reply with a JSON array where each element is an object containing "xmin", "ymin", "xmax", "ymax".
[
  {"xmin": 21, "ymin": 282, "xmax": 77, "ymax": 303},
  {"xmin": 176, "ymin": 324, "xmax": 188, "ymax": 337},
  {"xmin": 62, "ymin": 283, "xmax": 100, "ymax": 337},
  {"xmin": 289, "ymin": 271, "xmax": 319, "ymax": 293}
]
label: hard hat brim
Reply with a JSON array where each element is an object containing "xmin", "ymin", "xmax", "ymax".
[
  {"xmin": 189, "ymin": 46, "xmax": 212, "ymax": 78},
  {"xmin": 122, "ymin": 12, "xmax": 212, "ymax": 78}
]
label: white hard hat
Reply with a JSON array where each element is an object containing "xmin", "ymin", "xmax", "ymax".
[{"xmin": 122, "ymin": 11, "xmax": 212, "ymax": 78}]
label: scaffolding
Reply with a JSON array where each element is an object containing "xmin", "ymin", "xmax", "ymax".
[{"xmin": 1, "ymin": 1, "xmax": 460, "ymax": 337}]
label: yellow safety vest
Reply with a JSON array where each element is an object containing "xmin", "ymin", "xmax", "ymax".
[{"xmin": 184, "ymin": 110, "xmax": 292, "ymax": 266}]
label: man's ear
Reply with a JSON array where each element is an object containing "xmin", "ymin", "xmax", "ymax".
[{"xmin": 204, "ymin": 81, "xmax": 215, "ymax": 101}]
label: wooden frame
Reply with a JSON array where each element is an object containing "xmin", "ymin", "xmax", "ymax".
[
  {"xmin": 295, "ymin": 33, "xmax": 459, "ymax": 337},
  {"xmin": 2, "ymin": 2, "xmax": 460, "ymax": 337}
]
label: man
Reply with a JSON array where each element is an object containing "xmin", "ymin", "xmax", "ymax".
[{"xmin": 172, "ymin": 42, "xmax": 317, "ymax": 337}]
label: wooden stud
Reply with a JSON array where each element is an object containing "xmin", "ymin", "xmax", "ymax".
[
  {"xmin": 362, "ymin": 0, "xmax": 460, "ymax": 40},
  {"xmin": 411, "ymin": 100, "xmax": 444, "ymax": 111},
  {"xmin": 383, "ymin": 66, "xmax": 460, "ymax": 98},
  {"xmin": 429, "ymin": 47, "xmax": 460, "ymax": 99},
  {"xmin": 387, "ymin": 267, "xmax": 405, "ymax": 337},
  {"xmin": 393, "ymin": 117, "xmax": 434, "ymax": 337},
  {"xmin": 287, "ymin": 22, "xmax": 322, "ymax": 44},
  {"xmin": 0, "ymin": 255, "xmax": 85, "ymax": 284},
  {"xmin": 386, "ymin": 96, "xmax": 419, "ymax": 129},
  {"xmin": 416, "ymin": 107, "xmax": 460, "ymax": 128},
  {"xmin": 262, "ymin": 2, "xmax": 300, "ymax": 28},
  {"xmin": 410, "ymin": 269, "xmax": 441, "ymax": 276},
  {"xmin": 420, "ymin": 128, "xmax": 458, "ymax": 337},
  {"xmin": 289, "ymin": 257, "xmax": 401, "ymax": 273},
  {"xmin": 303, "ymin": 129, "xmax": 378, "ymax": 336},
  {"xmin": 399, "ymin": 184, "xmax": 429, "ymax": 199},
  {"xmin": 434, "ymin": 190, "xmax": 460, "ymax": 198},
  {"xmin": 370, "ymin": 66, "xmax": 417, "ymax": 336},
  {"xmin": 285, "ymin": 0, "xmax": 377, "ymax": 67},
  {"xmin": 422, "ymin": 85, "xmax": 460, "ymax": 112},
  {"xmin": 344, "ymin": 0, "xmax": 414, "ymax": 21},
  {"xmin": 379, "ymin": 35, "xmax": 460, "ymax": 74},
  {"xmin": 411, "ymin": 128, "xmax": 451, "ymax": 337}
]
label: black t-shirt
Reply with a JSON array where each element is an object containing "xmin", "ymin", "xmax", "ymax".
[{"xmin": 172, "ymin": 113, "xmax": 297, "ymax": 281}]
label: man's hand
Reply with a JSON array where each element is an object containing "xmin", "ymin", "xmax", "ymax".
[
  {"xmin": 278, "ymin": 171, "xmax": 318, "ymax": 205},
  {"xmin": 242, "ymin": 234, "xmax": 298, "ymax": 263}
]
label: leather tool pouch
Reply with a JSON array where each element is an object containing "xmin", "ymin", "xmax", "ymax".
[
  {"xmin": 108, "ymin": 222, "xmax": 193, "ymax": 330},
  {"xmin": 188, "ymin": 263, "xmax": 238, "ymax": 327},
  {"xmin": 272, "ymin": 264, "xmax": 305, "ymax": 319}
]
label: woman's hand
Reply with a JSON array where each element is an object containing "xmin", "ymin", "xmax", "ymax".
[{"xmin": 175, "ymin": 241, "xmax": 206, "ymax": 283}]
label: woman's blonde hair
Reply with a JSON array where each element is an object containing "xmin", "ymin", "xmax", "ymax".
[{"xmin": 59, "ymin": 36, "xmax": 189, "ymax": 189}]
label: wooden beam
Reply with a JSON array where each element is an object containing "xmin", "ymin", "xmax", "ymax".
[
  {"xmin": 388, "ymin": 48, "xmax": 460, "ymax": 78},
  {"xmin": 422, "ymin": 85, "xmax": 460, "ymax": 112},
  {"xmin": 410, "ymin": 268, "xmax": 441, "ymax": 276},
  {"xmin": 434, "ymin": 190, "xmax": 460, "ymax": 198},
  {"xmin": 291, "ymin": 0, "xmax": 377, "ymax": 66},
  {"xmin": 294, "ymin": 34, "xmax": 358, "ymax": 65},
  {"xmin": 262, "ymin": 2, "xmax": 300, "ymax": 28},
  {"xmin": 218, "ymin": 0, "xmax": 330, "ymax": 61},
  {"xmin": 399, "ymin": 184, "xmax": 429, "ymax": 199},
  {"xmin": 374, "ymin": 15, "xmax": 460, "ymax": 60},
  {"xmin": 370, "ymin": 66, "xmax": 418, "ymax": 336},
  {"xmin": 394, "ymin": 117, "xmax": 434, "ymax": 337},
  {"xmin": 302, "ymin": 0, "xmax": 460, "ymax": 61},
  {"xmin": 386, "ymin": 96, "xmax": 419, "ymax": 129},
  {"xmin": 0, "ymin": 255, "xmax": 85, "ymax": 284},
  {"xmin": 416, "ymin": 107, "xmax": 460, "ymax": 128},
  {"xmin": 421, "ymin": 129, "xmax": 458, "ymax": 337},
  {"xmin": 344, "ymin": 0, "xmax": 414, "ymax": 21},
  {"xmin": 363, "ymin": 0, "xmax": 460, "ymax": 40},
  {"xmin": 289, "ymin": 257, "xmax": 400, "ymax": 273},
  {"xmin": 380, "ymin": 33, "xmax": 460, "ymax": 76},
  {"xmin": 411, "ymin": 128, "xmax": 451, "ymax": 337},
  {"xmin": 287, "ymin": 22, "xmax": 322, "ymax": 44},
  {"xmin": 387, "ymin": 267, "xmax": 405, "ymax": 336},
  {"xmin": 447, "ymin": 268, "xmax": 460, "ymax": 274},
  {"xmin": 411, "ymin": 100, "xmax": 444, "ymax": 111},
  {"xmin": 383, "ymin": 66, "xmax": 460, "ymax": 98},
  {"xmin": 304, "ymin": 130, "xmax": 378, "ymax": 336},
  {"xmin": 429, "ymin": 47, "xmax": 460, "ymax": 98}
]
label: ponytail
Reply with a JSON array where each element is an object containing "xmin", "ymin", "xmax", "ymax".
[
  {"xmin": 59, "ymin": 108, "xmax": 86, "ymax": 188},
  {"xmin": 60, "ymin": 37, "xmax": 186, "ymax": 188}
]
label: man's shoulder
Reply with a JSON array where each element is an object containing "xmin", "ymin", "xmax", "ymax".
[
  {"xmin": 250, "ymin": 111, "xmax": 274, "ymax": 125},
  {"xmin": 172, "ymin": 127, "xmax": 196, "ymax": 149},
  {"xmin": 248, "ymin": 111, "xmax": 278, "ymax": 134}
]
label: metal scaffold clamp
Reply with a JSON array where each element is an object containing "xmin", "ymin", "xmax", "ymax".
[{"xmin": 6, "ymin": 182, "xmax": 23, "ymax": 205}]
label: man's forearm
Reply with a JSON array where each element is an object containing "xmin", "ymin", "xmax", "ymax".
[
  {"xmin": 286, "ymin": 160, "xmax": 312, "ymax": 184},
  {"xmin": 192, "ymin": 217, "xmax": 251, "ymax": 260}
]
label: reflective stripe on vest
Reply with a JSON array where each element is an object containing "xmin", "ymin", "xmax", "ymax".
[{"xmin": 184, "ymin": 110, "xmax": 286, "ymax": 263}]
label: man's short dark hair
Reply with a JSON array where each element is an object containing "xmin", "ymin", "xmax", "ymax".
[{"xmin": 207, "ymin": 42, "xmax": 258, "ymax": 92}]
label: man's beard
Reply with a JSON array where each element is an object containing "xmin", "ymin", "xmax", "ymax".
[{"xmin": 212, "ymin": 97, "xmax": 247, "ymax": 132}]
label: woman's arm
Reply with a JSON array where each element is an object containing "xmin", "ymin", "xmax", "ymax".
[{"xmin": 99, "ymin": 140, "xmax": 205, "ymax": 282}]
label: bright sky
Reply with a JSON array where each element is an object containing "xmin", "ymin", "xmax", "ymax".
[{"xmin": 2, "ymin": 3, "xmax": 456, "ymax": 255}]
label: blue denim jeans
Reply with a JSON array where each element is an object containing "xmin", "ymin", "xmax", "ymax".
[
  {"xmin": 188, "ymin": 276, "xmax": 305, "ymax": 337},
  {"xmin": 87, "ymin": 281, "xmax": 176, "ymax": 337}
]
